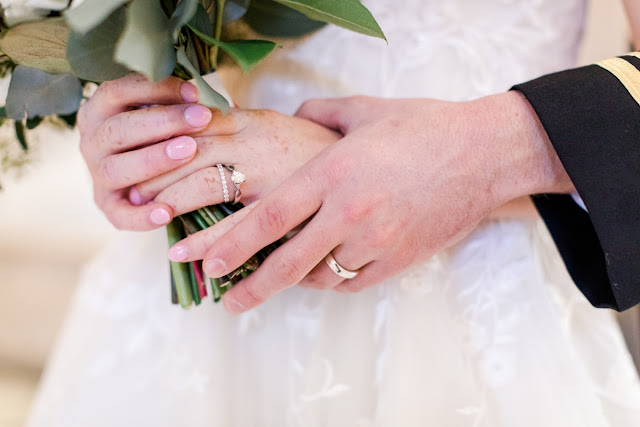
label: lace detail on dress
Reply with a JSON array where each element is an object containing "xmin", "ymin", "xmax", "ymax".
[{"xmin": 27, "ymin": 1, "xmax": 640, "ymax": 426}]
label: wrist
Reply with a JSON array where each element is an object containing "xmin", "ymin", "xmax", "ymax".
[{"xmin": 466, "ymin": 91, "xmax": 574, "ymax": 206}]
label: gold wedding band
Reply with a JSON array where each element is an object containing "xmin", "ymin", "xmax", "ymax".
[{"xmin": 324, "ymin": 252, "xmax": 360, "ymax": 279}]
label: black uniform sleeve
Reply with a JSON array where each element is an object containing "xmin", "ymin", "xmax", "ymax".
[{"xmin": 512, "ymin": 53, "xmax": 640, "ymax": 311}]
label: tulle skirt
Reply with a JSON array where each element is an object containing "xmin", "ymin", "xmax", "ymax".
[{"xmin": 26, "ymin": 218, "xmax": 640, "ymax": 426}]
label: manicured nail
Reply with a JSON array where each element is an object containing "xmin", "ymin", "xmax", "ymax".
[
  {"xmin": 150, "ymin": 208, "xmax": 171, "ymax": 225},
  {"xmin": 223, "ymin": 296, "xmax": 246, "ymax": 314},
  {"xmin": 168, "ymin": 244, "xmax": 188, "ymax": 262},
  {"xmin": 129, "ymin": 187, "xmax": 142, "ymax": 206},
  {"xmin": 184, "ymin": 105, "xmax": 212, "ymax": 127},
  {"xmin": 180, "ymin": 82, "xmax": 199, "ymax": 103},
  {"xmin": 204, "ymin": 258, "xmax": 227, "ymax": 277},
  {"xmin": 166, "ymin": 136, "xmax": 197, "ymax": 160}
]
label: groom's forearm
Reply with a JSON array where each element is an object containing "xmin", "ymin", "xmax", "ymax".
[{"xmin": 512, "ymin": 52, "xmax": 640, "ymax": 311}]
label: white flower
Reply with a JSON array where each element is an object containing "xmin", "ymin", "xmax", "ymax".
[{"xmin": 1, "ymin": 0, "xmax": 68, "ymax": 26}]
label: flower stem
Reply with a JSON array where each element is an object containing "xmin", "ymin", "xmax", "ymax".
[
  {"xmin": 211, "ymin": 0, "xmax": 226, "ymax": 69},
  {"xmin": 167, "ymin": 219, "xmax": 194, "ymax": 308}
]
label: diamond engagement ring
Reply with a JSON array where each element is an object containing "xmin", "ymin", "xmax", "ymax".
[
  {"xmin": 324, "ymin": 252, "xmax": 360, "ymax": 279},
  {"xmin": 224, "ymin": 165, "xmax": 246, "ymax": 204}
]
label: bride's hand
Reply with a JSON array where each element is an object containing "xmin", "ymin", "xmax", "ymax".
[
  {"xmin": 78, "ymin": 74, "xmax": 340, "ymax": 231},
  {"xmin": 168, "ymin": 93, "xmax": 574, "ymax": 314},
  {"xmin": 79, "ymin": 74, "xmax": 212, "ymax": 230}
]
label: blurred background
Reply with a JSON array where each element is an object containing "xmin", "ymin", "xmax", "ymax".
[{"xmin": 0, "ymin": 0, "xmax": 637, "ymax": 426}]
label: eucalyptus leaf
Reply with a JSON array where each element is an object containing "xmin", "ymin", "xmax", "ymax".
[
  {"xmin": 224, "ymin": 0, "xmax": 250, "ymax": 24},
  {"xmin": 243, "ymin": 0, "xmax": 325, "ymax": 38},
  {"xmin": 0, "ymin": 18, "xmax": 72, "ymax": 74},
  {"xmin": 189, "ymin": 3, "xmax": 213, "ymax": 36},
  {"xmin": 170, "ymin": 0, "xmax": 199, "ymax": 42},
  {"xmin": 5, "ymin": 66, "xmax": 83, "ymax": 121},
  {"xmin": 190, "ymin": 26, "xmax": 277, "ymax": 72},
  {"xmin": 176, "ymin": 46, "xmax": 229, "ymax": 114},
  {"xmin": 272, "ymin": 0, "xmax": 386, "ymax": 40},
  {"xmin": 67, "ymin": 7, "xmax": 130, "ymax": 82},
  {"xmin": 65, "ymin": 0, "xmax": 129, "ymax": 34},
  {"xmin": 115, "ymin": 0, "xmax": 176, "ymax": 82}
]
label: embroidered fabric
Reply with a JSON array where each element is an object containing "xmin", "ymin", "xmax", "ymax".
[{"xmin": 27, "ymin": 1, "xmax": 640, "ymax": 426}]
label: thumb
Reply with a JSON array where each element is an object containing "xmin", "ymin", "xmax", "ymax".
[{"xmin": 295, "ymin": 96, "xmax": 367, "ymax": 134}]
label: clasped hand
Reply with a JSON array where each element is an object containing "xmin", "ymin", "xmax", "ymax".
[{"xmin": 80, "ymin": 74, "xmax": 569, "ymax": 314}]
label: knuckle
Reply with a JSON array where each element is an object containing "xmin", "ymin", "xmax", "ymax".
[
  {"xmin": 340, "ymin": 200, "xmax": 371, "ymax": 226},
  {"xmin": 257, "ymin": 205, "xmax": 286, "ymax": 237},
  {"xmin": 100, "ymin": 117, "xmax": 124, "ymax": 149},
  {"xmin": 243, "ymin": 283, "xmax": 266, "ymax": 305},
  {"xmin": 199, "ymin": 168, "xmax": 220, "ymax": 200},
  {"xmin": 100, "ymin": 156, "xmax": 116, "ymax": 185},
  {"xmin": 367, "ymin": 223, "xmax": 397, "ymax": 249},
  {"xmin": 271, "ymin": 253, "xmax": 304, "ymax": 286},
  {"xmin": 99, "ymin": 79, "xmax": 124, "ymax": 99}
]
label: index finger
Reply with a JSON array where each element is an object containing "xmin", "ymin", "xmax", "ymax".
[
  {"xmin": 201, "ymin": 164, "xmax": 326, "ymax": 281},
  {"xmin": 81, "ymin": 74, "xmax": 198, "ymax": 126}
]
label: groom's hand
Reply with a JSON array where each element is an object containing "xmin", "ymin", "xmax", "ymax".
[{"xmin": 170, "ymin": 93, "xmax": 573, "ymax": 314}]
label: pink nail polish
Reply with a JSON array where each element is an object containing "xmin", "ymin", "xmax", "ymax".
[
  {"xmin": 204, "ymin": 258, "xmax": 227, "ymax": 277},
  {"xmin": 168, "ymin": 244, "xmax": 188, "ymax": 262},
  {"xmin": 180, "ymin": 82, "xmax": 199, "ymax": 103},
  {"xmin": 129, "ymin": 187, "xmax": 142, "ymax": 206},
  {"xmin": 184, "ymin": 105, "xmax": 212, "ymax": 127},
  {"xmin": 150, "ymin": 208, "xmax": 171, "ymax": 225},
  {"xmin": 166, "ymin": 136, "xmax": 197, "ymax": 160}
]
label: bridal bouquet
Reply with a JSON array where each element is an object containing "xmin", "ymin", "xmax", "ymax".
[{"xmin": 0, "ymin": 0, "xmax": 384, "ymax": 308}]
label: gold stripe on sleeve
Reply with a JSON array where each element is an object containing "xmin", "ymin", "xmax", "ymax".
[{"xmin": 597, "ymin": 57, "xmax": 640, "ymax": 106}]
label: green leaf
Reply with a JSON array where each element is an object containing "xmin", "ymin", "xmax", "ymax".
[
  {"xmin": 243, "ymin": 0, "xmax": 325, "ymax": 38},
  {"xmin": 5, "ymin": 65, "xmax": 83, "ymax": 121},
  {"xmin": 189, "ymin": 3, "xmax": 214, "ymax": 36},
  {"xmin": 224, "ymin": 0, "xmax": 250, "ymax": 24},
  {"xmin": 0, "ymin": 107, "xmax": 6, "ymax": 119},
  {"xmin": 115, "ymin": 0, "xmax": 176, "ymax": 82},
  {"xmin": 14, "ymin": 121, "xmax": 27, "ymax": 151},
  {"xmin": 170, "ymin": 0, "xmax": 199, "ymax": 42},
  {"xmin": 67, "ymin": 7, "xmax": 130, "ymax": 82},
  {"xmin": 65, "ymin": 0, "xmax": 129, "ymax": 34},
  {"xmin": 176, "ymin": 46, "xmax": 229, "ymax": 114},
  {"xmin": 272, "ymin": 0, "xmax": 386, "ymax": 40},
  {"xmin": 190, "ymin": 26, "xmax": 278, "ymax": 72},
  {"xmin": 0, "ymin": 19, "xmax": 72, "ymax": 74},
  {"xmin": 26, "ymin": 116, "xmax": 43, "ymax": 130}
]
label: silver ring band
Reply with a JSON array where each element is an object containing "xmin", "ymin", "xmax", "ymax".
[{"xmin": 324, "ymin": 252, "xmax": 360, "ymax": 279}]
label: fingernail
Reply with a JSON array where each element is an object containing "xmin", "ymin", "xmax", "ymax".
[
  {"xmin": 166, "ymin": 136, "xmax": 197, "ymax": 160},
  {"xmin": 223, "ymin": 296, "xmax": 246, "ymax": 314},
  {"xmin": 184, "ymin": 105, "xmax": 212, "ymax": 127},
  {"xmin": 150, "ymin": 208, "xmax": 171, "ymax": 225},
  {"xmin": 129, "ymin": 187, "xmax": 142, "ymax": 206},
  {"xmin": 180, "ymin": 82, "xmax": 199, "ymax": 103},
  {"xmin": 204, "ymin": 258, "xmax": 227, "ymax": 277},
  {"xmin": 168, "ymin": 244, "xmax": 188, "ymax": 262}
]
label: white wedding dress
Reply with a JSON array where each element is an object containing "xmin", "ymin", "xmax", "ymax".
[{"xmin": 27, "ymin": 0, "xmax": 640, "ymax": 426}]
